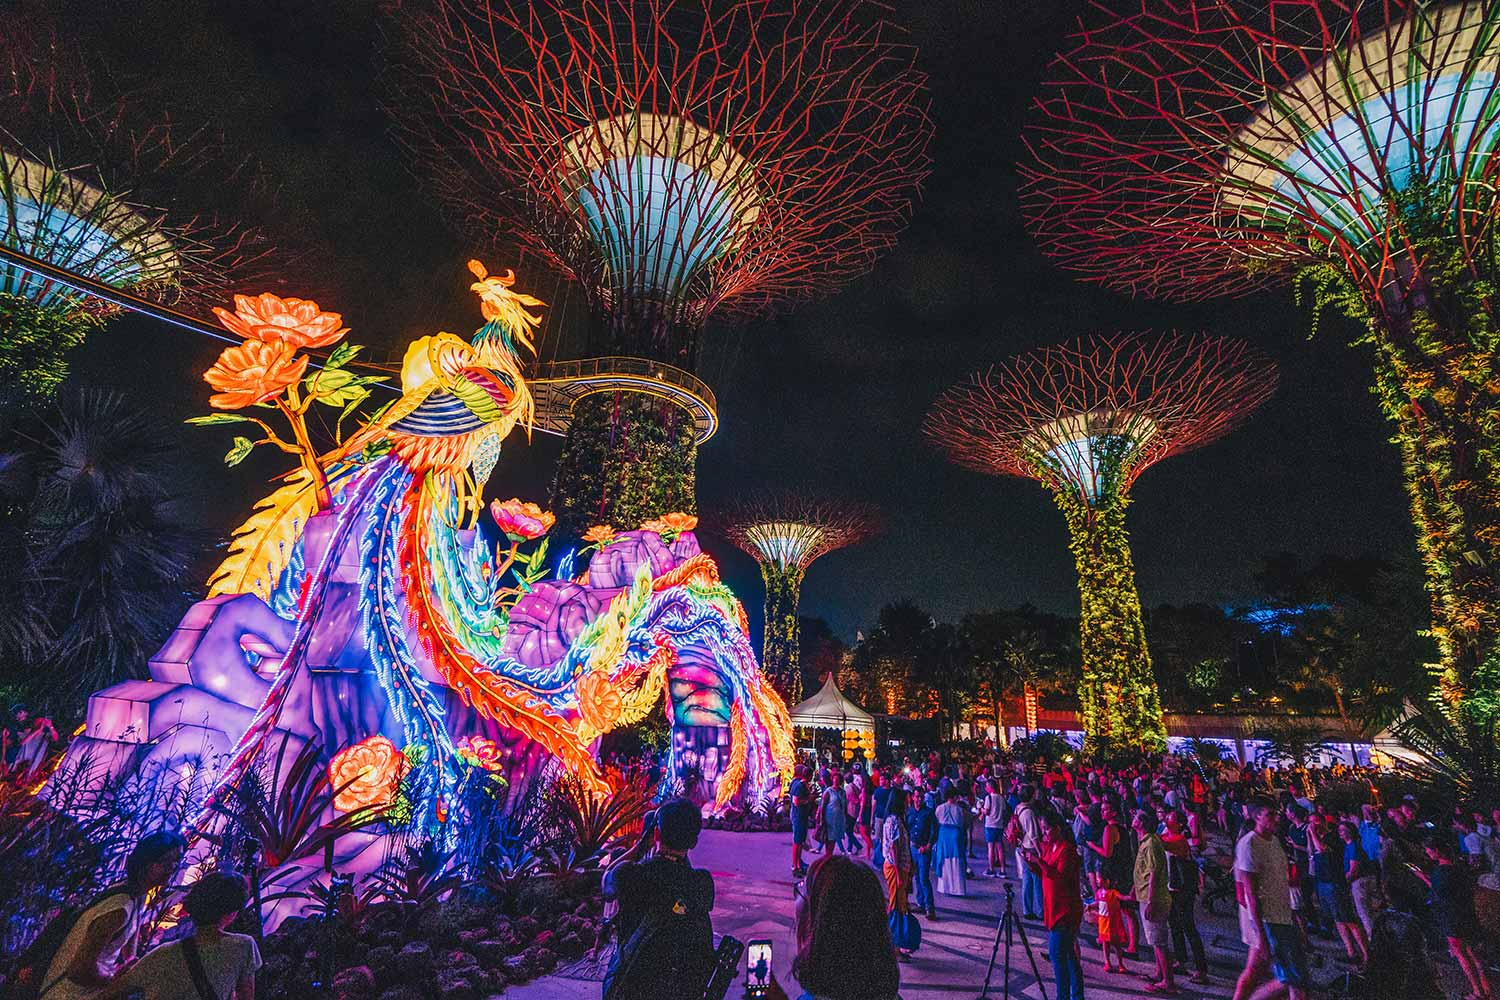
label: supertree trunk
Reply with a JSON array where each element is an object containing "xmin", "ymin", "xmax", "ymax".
[
  {"xmin": 1360, "ymin": 251, "xmax": 1500, "ymax": 724},
  {"xmin": 1054, "ymin": 490, "xmax": 1166, "ymax": 751},
  {"xmin": 759, "ymin": 562, "xmax": 806, "ymax": 706},
  {"xmin": 549, "ymin": 392, "xmax": 698, "ymax": 541}
]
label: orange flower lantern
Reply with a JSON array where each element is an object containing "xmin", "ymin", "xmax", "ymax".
[
  {"xmin": 641, "ymin": 512, "xmax": 697, "ymax": 538},
  {"xmin": 212, "ymin": 292, "xmax": 347, "ymax": 350},
  {"xmin": 455, "ymin": 735, "xmax": 505, "ymax": 772},
  {"xmin": 578, "ymin": 669, "xmax": 624, "ymax": 733},
  {"xmin": 328, "ymin": 735, "xmax": 406, "ymax": 813},
  {"xmin": 203, "ymin": 340, "xmax": 308, "ymax": 410}
]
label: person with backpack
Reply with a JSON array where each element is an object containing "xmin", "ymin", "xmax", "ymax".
[
  {"xmin": 112, "ymin": 872, "xmax": 259, "ymax": 1000},
  {"xmin": 27, "ymin": 830, "xmax": 186, "ymax": 1000},
  {"xmin": 603, "ymin": 798, "xmax": 716, "ymax": 1000},
  {"xmin": 1007, "ymin": 785, "xmax": 1044, "ymax": 920}
]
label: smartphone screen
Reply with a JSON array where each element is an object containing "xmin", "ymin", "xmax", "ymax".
[{"xmin": 745, "ymin": 939, "xmax": 773, "ymax": 994}]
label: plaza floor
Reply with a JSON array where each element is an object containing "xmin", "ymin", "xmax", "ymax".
[{"xmin": 509, "ymin": 829, "xmax": 1323, "ymax": 1000}]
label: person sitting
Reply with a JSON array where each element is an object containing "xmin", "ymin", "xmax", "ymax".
[
  {"xmin": 112, "ymin": 872, "xmax": 260, "ymax": 1000},
  {"xmin": 38, "ymin": 831, "xmax": 186, "ymax": 1000},
  {"xmin": 768, "ymin": 855, "xmax": 902, "ymax": 1000},
  {"xmin": 603, "ymin": 799, "xmax": 716, "ymax": 1000}
]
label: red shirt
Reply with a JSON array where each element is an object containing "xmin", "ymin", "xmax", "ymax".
[{"xmin": 1035, "ymin": 840, "xmax": 1084, "ymax": 931}]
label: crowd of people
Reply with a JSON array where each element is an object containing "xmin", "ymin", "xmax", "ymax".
[
  {"xmin": 782, "ymin": 748, "xmax": 1499, "ymax": 1000},
  {"xmin": 15, "ymin": 740, "xmax": 1500, "ymax": 1000}
]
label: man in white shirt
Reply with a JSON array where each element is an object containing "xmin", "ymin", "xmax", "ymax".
[
  {"xmin": 1233, "ymin": 800, "xmax": 1307, "ymax": 1000},
  {"xmin": 1013, "ymin": 784, "xmax": 1045, "ymax": 919}
]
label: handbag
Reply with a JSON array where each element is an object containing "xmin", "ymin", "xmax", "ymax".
[
  {"xmin": 887, "ymin": 909, "xmax": 922, "ymax": 953},
  {"xmin": 182, "ymin": 936, "xmax": 221, "ymax": 1000}
]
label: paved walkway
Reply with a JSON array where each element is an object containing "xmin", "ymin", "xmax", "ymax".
[{"xmin": 511, "ymin": 829, "xmax": 1297, "ymax": 1000}]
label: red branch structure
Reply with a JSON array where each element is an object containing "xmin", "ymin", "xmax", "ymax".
[
  {"xmin": 1019, "ymin": 0, "xmax": 1500, "ymax": 722},
  {"xmin": 1, "ymin": 19, "xmax": 276, "ymax": 314},
  {"xmin": 925, "ymin": 332, "xmax": 1279, "ymax": 502},
  {"xmin": 386, "ymin": 0, "xmax": 932, "ymax": 367},
  {"xmin": 925, "ymin": 332, "xmax": 1275, "ymax": 749},
  {"xmin": 720, "ymin": 491, "xmax": 882, "ymax": 705},
  {"xmin": 1019, "ymin": 0, "xmax": 1500, "ymax": 304}
]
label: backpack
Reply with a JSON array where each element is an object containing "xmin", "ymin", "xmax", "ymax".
[
  {"xmin": 1005, "ymin": 806, "xmax": 1025, "ymax": 847},
  {"xmin": 9, "ymin": 886, "xmax": 131, "ymax": 1000},
  {"xmin": 605, "ymin": 893, "xmax": 715, "ymax": 1000}
]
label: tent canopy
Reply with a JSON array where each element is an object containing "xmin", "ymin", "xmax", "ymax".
[{"xmin": 790, "ymin": 676, "xmax": 874, "ymax": 731}]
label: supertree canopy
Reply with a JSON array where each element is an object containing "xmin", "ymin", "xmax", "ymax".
[
  {"xmin": 722, "ymin": 492, "xmax": 882, "ymax": 704},
  {"xmin": 1021, "ymin": 0, "xmax": 1500, "ymax": 723},
  {"xmin": 0, "ymin": 21, "xmax": 262, "ymax": 407},
  {"xmin": 925, "ymin": 332, "xmax": 1277, "ymax": 749},
  {"xmin": 387, "ymin": 0, "xmax": 931, "ymax": 538}
]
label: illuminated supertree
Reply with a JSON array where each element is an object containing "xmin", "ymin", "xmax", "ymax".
[
  {"xmin": 925, "ymin": 333, "xmax": 1277, "ymax": 749},
  {"xmin": 722, "ymin": 493, "xmax": 881, "ymax": 704},
  {"xmin": 1021, "ymin": 0, "xmax": 1500, "ymax": 722},
  {"xmin": 0, "ymin": 22, "xmax": 262, "ymax": 407},
  {"xmin": 387, "ymin": 0, "xmax": 931, "ymax": 538}
]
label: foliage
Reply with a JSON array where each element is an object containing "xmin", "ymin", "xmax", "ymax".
[
  {"xmin": 0, "ymin": 748, "xmax": 200, "ymax": 966},
  {"xmin": 1390, "ymin": 704, "xmax": 1500, "ymax": 806},
  {"xmin": 211, "ymin": 737, "xmax": 387, "ymax": 874},
  {"xmin": 366, "ymin": 838, "xmax": 462, "ymax": 918},
  {"xmin": 549, "ymin": 392, "xmax": 698, "ymax": 543},
  {"xmin": 0, "ymin": 392, "xmax": 202, "ymax": 707},
  {"xmin": 1252, "ymin": 719, "xmax": 1339, "ymax": 769},
  {"xmin": 1251, "ymin": 553, "xmax": 1436, "ymax": 735},
  {"xmin": 0, "ymin": 292, "xmax": 103, "ymax": 411},
  {"xmin": 1005, "ymin": 730, "xmax": 1078, "ymax": 767},
  {"xmin": 1294, "ymin": 179, "xmax": 1500, "ymax": 728},
  {"xmin": 550, "ymin": 775, "xmax": 651, "ymax": 865},
  {"xmin": 759, "ymin": 563, "xmax": 806, "ymax": 704},
  {"xmin": 1052, "ymin": 478, "xmax": 1166, "ymax": 751},
  {"xmin": 1180, "ymin": 737, "xmax": 1231, "ymax": 770}
]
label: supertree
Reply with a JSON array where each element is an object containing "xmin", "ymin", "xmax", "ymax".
[
  {"xmin": 722, "ymin": 492, "xmax": 881, "ymax": 704},
  {"xmin": 925, "ymin": 332, "xmax": 1277, "ymax": 749},
  {"xmin": 386, "ymin": 0, "xmax": 931, "ymax": 538},
  {"xmin": 0, "ymin": 20, "xmax": 264, "ymax": 408},
  {"xmin": 1021, "ymin": 0, "xmax": 1500, "ymax": 723}
]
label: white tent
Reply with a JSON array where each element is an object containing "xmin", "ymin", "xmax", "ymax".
[{"xmin": 789, "ymin": 675, "xmax": 875, "ymax": 732}]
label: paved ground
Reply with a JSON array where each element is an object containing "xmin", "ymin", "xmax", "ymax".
[{"xmin": 510, "ymin": 829, "xmax": 1312, "ymax": 1000}]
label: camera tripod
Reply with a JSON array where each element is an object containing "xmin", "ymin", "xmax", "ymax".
[{"xmin": 976, "ymin": 881, "xmax": 1048, "ymax": 1000}]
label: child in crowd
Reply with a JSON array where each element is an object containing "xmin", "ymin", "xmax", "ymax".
[{"xmin": 1094, "ymin": 873, "xmax": 1128, "ymax": 974}]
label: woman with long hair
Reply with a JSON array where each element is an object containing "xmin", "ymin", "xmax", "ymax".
[
  {"xmin": 785, "ymin": 855, "xmax": 902, "ymax": 1000},
  {"xmin": 880, "ymin": 787, "xmax": 918, "ymax": 960}
]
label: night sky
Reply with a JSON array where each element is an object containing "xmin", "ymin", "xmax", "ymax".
[{"xmin": 55, "ymin": 0, "xmax": 1416, "ymax": 641}]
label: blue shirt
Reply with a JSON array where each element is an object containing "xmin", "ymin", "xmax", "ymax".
[{"xmin": 1359, "ymin": 821, "xmax": 1381, "ymax": 863}]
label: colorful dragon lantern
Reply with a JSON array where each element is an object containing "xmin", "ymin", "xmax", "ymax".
[{"xmin": 50, "ymin": 263, "xmax": 793, "ymax": 860}]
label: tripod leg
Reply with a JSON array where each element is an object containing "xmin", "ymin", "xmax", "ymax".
[
  {"xmin": 1002, "ymin": 912, "xmax": 1013, "ymax": 1000},
  {"xmin": 1014, "ymin": 914, "xmax": 1049, "ymax": 1000},
  {"xmin": 978, "ymin": 908, "xmax": 1005, "ymax": 1000}
]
